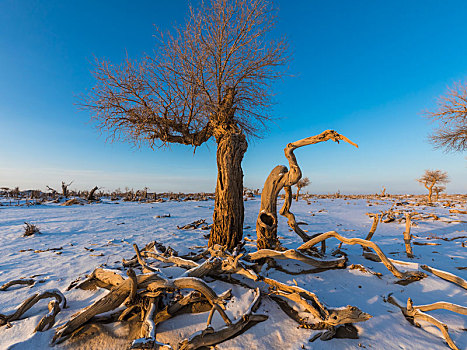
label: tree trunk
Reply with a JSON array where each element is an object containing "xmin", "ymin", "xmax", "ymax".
[
  {"xmin": 209, "ymin": 132, "xmax": 247, "ymax": 250},
  {"xmin": 295, "ymin": 188, "xmax": 300, "ymax": 201},
  {"xmin": 427, "ymin": 185, "xmax": 433, "ymax": 203}
]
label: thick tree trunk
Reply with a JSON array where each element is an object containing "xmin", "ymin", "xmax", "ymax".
[
  {"xmin": 209, "ymin": 132, "xmax": 247, "ymax": 250},
  {"xmin": 295, "ymin": 188, "xmax": 300, "ymax": 201}
]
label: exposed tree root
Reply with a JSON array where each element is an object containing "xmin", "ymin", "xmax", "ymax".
[
  {"xmin": 298, "ymin": 231, "xmax": 426, "ymax": 282},
  {"xmin": 248, "ymin": 248, "xmax": 346, "ymax": 269},
  {"xmin": 387, "ymin": 295, "xmax": 464, "ymax": 350},
  {"xmin": 0, "ymin": 289, "xmax": 65, "ymax": 331}
]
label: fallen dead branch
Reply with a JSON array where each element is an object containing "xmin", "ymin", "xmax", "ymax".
[
  {"xmin": 177, "ymin": 288, "xmax": 267, "ymax": 350},
  {"xmin": 247, "ymin": 248, "xmax": 346, "ymax": 269},
  {"xmin": 0, "ymin": 289, "xmax": 66, "ymax": 331},
  {"xmin": 0, "ymin": 278, "xmax": 35, "ymax": 291},
  {"xmin": 387, "ymin": 295, "xmax": 464, "ymax": 350},
  {"xmin": 420, "ymin": 265, "xmax": 467, "ymax": 290},
  {"xmin": 177, "ymin": 219, "xmax": 207, "ymax": 230},
  {"xmin": 298, "ymin": 231, "xmax": 426, "ymax": 282}
]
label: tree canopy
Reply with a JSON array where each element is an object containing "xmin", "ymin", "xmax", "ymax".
[
  {"xmin": 427, "ymin": 82, "xmax": 467, "ymax": 152},
  {"xmin": 80, "ymin": 0, "xmax": 288, "ymax": 148}
]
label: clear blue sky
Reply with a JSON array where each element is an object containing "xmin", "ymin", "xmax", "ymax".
[{"xmin": 0, "ymin": 0, "xmax": 466, "ymax": 194}]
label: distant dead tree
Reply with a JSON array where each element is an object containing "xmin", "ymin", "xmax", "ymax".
[
  {"xmin": 87, "ymin": 186, "xmax": 99, "ymax": 201},
  {"xmin": 417, "ymin": 170, "xmax": 449, "ymax": 203},
  {"xmin": 433, "ymin": 185, "xmax": 446, "ymax": 202},
  {"xmin": 61, "ymin": 181, "xmax": 73, "ymax": 198},
  {"xmin": 80, "ymin": 0, "xmax": 288, "ymax": 249},
  {"xmin": 295, "ymin": 177, "xmax": 310, "ymax": 201},
  {"xmin": 426, "ymin": 81, "xmax": 467, "ymax": 152}
]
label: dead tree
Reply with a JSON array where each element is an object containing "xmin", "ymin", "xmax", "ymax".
[
  {"xmin": 79, "ymin": 0, "xmax": 288, "ymax": 250},
  {"xmin": 256, "ymin": 130, "xmax": 358, "ymax": 249},
  {"xmin": 426, "ymin": 81, "xmax": 467, "ymax": 152},
  {"xmin": 87, "ymin": 186, "xmax": 99, "ymax": 201},
  {"xmin": 61, "ymin": 181, "xmax": 73, "ymax": 198},
  {"xmin": 417, "ymin": 170, "xmax": 449, "ymax": 203},
  {"xmin": 295, "ymin": 177, "xmax": 310, "ymax": 201}
]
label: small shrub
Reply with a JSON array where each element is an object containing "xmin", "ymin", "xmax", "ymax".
[{"xmin": 23, "ymin": 222, "xmax": 40, "ymax": 236}]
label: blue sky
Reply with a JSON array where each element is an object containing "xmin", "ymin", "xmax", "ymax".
[{"xmin": 0, "ymin": 0, "xmax": 466, "ymax": 194}]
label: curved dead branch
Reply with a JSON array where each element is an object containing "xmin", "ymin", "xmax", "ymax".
[
  {"xmin": 387, "ymin": 295, "xmax": 463, "ymax": 350},
  {"xmin": 248, "ymin": 248, "xmax": 346, "ymax": 269},
  {"xmin": 256, "ymin": 130, "xmax": 358, "ymax": 249},
  {"xmin": 178, "ymin": 288, "xmax": 267, "ymax": 350},
  {"xmin": 0, "ymin": 289, "xmax": 65, "ymax": 331},
  {"xmin": 0, "ymin": 279, "xmax": 35, "ymax": 291},
  {"xmin": 298, "ymin": 231, "xmax": 426, "ymax": 281}
]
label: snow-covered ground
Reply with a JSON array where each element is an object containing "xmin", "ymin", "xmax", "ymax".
[{"xmin": 0, "ymin": 196, "xmax": 465, "ymax": 350}]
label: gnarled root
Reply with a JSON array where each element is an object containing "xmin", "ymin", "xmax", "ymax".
[
  {"xmin": 298, "ymin": 231, "xmax": 426, "ymax": 282},
  {"xmin": 0, "ymin": 289, "xmax": 65, "ymax": 331},
  {"xmin": 387, "ymin": 295, "xmax": 464, "ymax": 350},
  {"xmin": 178, "ymin": 288, "xmax": 267, "ymax": 350}
]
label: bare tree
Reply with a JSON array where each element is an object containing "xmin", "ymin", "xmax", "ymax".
[
  {"xmin": 417, "ymin": 170, "xmax": 449, "ymax": 203},
  {"xmin": 433, "ymin": 185, "xmax": 446, "ymax": 202},
  {"xmin": 295, "ymin": 177, "xmax": 310, "ymax": 201},
  {"xmin": 426, "ymin": 82, "xmax": 467, "ymax": 152},
  {"xmin": 80, "ymin": 0, "xmax": 288, "ymax": 250}
]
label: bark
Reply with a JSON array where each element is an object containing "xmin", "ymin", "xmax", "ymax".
[
  {"xmin": 256, "ymin": 130, "xmax": 358, "ymax": 249},
  {"xmin": 87, "ymin": 186, "xmax": 98, "ymax": 201},
  {"xmin": 209, "ymin": 131, "xmax": 248, "ymax": 250}
]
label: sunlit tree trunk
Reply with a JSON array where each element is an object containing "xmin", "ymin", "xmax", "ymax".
[{"xmin": 209, "ymin": 131, "xmax": 248, "ymax": 250}]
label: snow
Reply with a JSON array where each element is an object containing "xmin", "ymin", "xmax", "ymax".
[{"xmin": 0, "ymin": 196, "xmax": 466, "ymax": 349}]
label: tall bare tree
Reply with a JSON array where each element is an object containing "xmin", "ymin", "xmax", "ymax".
[
  {"xmin": 295, "ymin": 176, "xmax": 310, "ymax": 201},
  {"xmin": 417, "ymin": 169, "xmax": 449, "ymax": 203},
  {"xmin": 426, "ymin": 82, "xmax": 467, "ymax": 152},
  {"xmin": 80, "ymin": 0, "xmax": 288, "ymax": 250}
]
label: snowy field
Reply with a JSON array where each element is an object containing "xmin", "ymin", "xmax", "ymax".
[{"xmin": 0, "ymin": 196, "xmax": 466, "ymax": 350}]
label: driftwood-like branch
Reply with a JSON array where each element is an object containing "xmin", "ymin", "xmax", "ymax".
[
  {"xmin": 0, "ymin": 279, "xmax": 35, "ymax": 291},
  {"xmin": 403, "ymin": 212, "xmax": 415, "ymax": 258},
  {"xmin": 142, "ymin": 251, "xmax": 199, "ymax": 269},
  {"xmin": 266, "ymin": 277, "xmax": 371, "ymax": 329},
  {"xmin": 420, "ymin": 265, "xmax": 467, "ymax": 290},
  {"xmin": 248, "ymin": 249, "xmax": 346, "ymax": 269},
  {"xmin": 178, "ymin": 288, "xmax": 267, "ymax": 350},
  {"xmin": 413, "ymin": 301, "xmax": 467, "ymax": 315},
  {"xmin": 130, "ymin": 297, "xmax": 173, "ymax": 349},
  {"xmin": 34, "ymin": 299, "xmax": 61, "ymax": 332},
  {"xmin": 256, "ymin": 130, "xmax": 358, "ymax": 249},
  {"xmin": 298, "ymin": 231, "xmax": 426, "ymax": 281},
  {"xmin": 387, "ymin": 295, "xmax": 462, "ymax": 350},
  {"xmin": 133, "ymin": 244, "xmax": 159, "ymax": 273},
  {"xmin": 53, "ymin": 273, "xmax": 165, "ymax": 344},
  {"xmin": 279, "ymin": 185, "xmax": 311, "ymax": 242},
  {"xmin": 0, "ymin": 289, "xmax": 65, "ymax": 330},
  {"xmin": 75, "ymin": 268, "xmax": 125, "ymax": 290},
  {"xmin": 364, "ymin": 213, "xmax": 380, "ymax": 241},
  {"xmin": 124, "ymin": 269, "xmax": 138, "ymax": 306}
]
